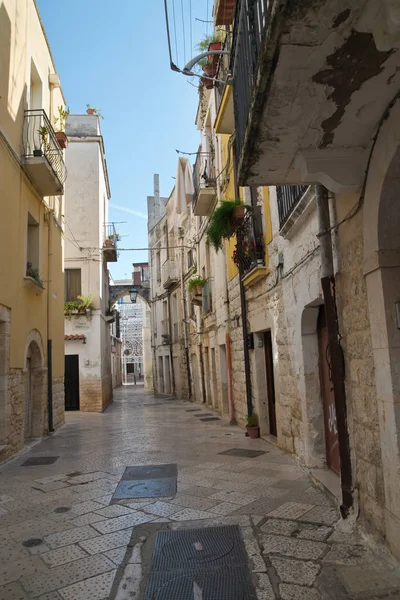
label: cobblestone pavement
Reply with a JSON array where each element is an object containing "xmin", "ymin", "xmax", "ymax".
[{"xmin": 0, "ymin": 387, "xmax": 399, "ymax": 599}]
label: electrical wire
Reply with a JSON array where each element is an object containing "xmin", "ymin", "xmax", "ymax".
[
  {"xmin": 189, "ymin": 0, "xmax": 193, "ymax": 54},
  {"xmin": 181, "ymin": 0, "xmax": 186, "ymax": 66},
  {"xmin": 171, "ymin": 0, "xmax": 179, "ymax": 65}
]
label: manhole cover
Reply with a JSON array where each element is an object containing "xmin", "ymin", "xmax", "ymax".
[
  {"xmin": 153, "ymin": 526, "xmax": 247, "ymax": 571},
  {"xmin": 22, "ymin": 538, "xmax": 43, "ymax": 548},
  {"xmin": 200, "ymin": 417, "xmax": 221, "ymax": 422},
  {"xmin": 195, "ymin": 413, "xmax": 213, "ymax": 417},
  {"xmin": 54, "ymin": 507, "xmax": 71, "ymax": 513},
  {"xmin": 147, "ymin": 569, "xmax": 255, "ymax": 599},
  {"xmin": 122, "ymin": 464, "xmax": 177, "ymax": 481},
  {"xmin": 218, "ymin": 448, "xmax": 267, "ymax": 458},
  {"xmin": 66, "ymin": 471, "xmax": 83, "ymax": 477},
  {"xmin": 113, "ymin": 478, "xmax": 177, "ymax": 500},
  {"xmin": 21, "ymin": 456, "xmax": 59, "ymax": 466}
]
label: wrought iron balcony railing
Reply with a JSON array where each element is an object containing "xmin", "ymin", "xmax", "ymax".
[
  {"xmin": 22, "ymin": 109, "xmax": 67, "ymax": 194},
  {"xmin": 214, "ymin": 32, "xmax": 232, "ymax": 116},
  {"xmin": 233, "ymin": 206, "xmax": 265, "ymax": 278},
  {"xmin": 231, "ymin": 0, "xmax": 268, "ymax": 160},
  {"xmin": 276, "ymin": 185, "xmax": 309, "ymax": 229},
  {"xmin": 103, "ymin": 223, "xmax": 119, "ymax": 262},
  {"xmin": 192, "ymin": 149, "xmax": 217, "ymax": 216}
]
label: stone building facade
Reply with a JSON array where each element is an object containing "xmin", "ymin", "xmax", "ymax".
[
  {"xmin": 0, "ymin": 0, "xmax": 66, "ymax": 462},
  {"xmin": 63, "ymin": 114, "xmax": 114, "ymax": 413}
]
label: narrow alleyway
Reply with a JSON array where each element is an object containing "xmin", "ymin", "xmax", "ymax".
[{"xmin": 0, "ymin": 387, "xmax": 399, "ymax": 600}]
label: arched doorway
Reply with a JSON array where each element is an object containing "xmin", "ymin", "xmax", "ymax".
[
  {"xmin": 24, "ymin": 332, "xmax": 45, "ymax": 439},
  {"xmin": 363, "ymin": 100, "xmax": 400, "ymax": 560}
]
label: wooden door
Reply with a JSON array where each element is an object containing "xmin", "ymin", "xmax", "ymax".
[
  {"xmin": 264, "ymin": 331, "xmax": 277, "ymax": 436},
  {"xmin": 317, "ymin": 307, "xmax": 340, "ymax": 474},
  {"xmin": 65, "ymin": 355, "xmax": 80, "ymax": 411}
]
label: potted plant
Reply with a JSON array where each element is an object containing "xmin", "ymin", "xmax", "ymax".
[
  {"xmin": 246, "ymin": 413, "xmax": 260, "ymax": 439},
  {"xmin": 53, "ymin": 105, "xmax": 70, "ymax": 149},
  {"xmin": 206, "ymin": 199, "xmax": 247, "ymax": 252},
  {"xmin": 86, "ymin": 104, "xmax": 104, "ymax": 119},
  {"xmin": 26, "ymin": 262, "xmax": 44, "ymax": 287},
  {"xmin": 188, "ymin": 274, "xmax": 207, "ymax": 297},
  {"xmin": 77, "ymin": 294, "xmax": 93, "ymax": 313},
  {"xmin": 198, "ymin": 58, "xmax": 214, "ymax": 89},
  {"xmin": 34, "ymin": 126, "xmax": 49, "ymax": 156}
]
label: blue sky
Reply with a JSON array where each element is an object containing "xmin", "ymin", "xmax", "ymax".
[{"xmin": 37, "ymin": 0, "xmax": 212, "ymax": 279}]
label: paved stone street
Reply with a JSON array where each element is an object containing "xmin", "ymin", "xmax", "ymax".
[{"xmin": 0, "ymin": 387, "xmax": 399, "ymax": 599}]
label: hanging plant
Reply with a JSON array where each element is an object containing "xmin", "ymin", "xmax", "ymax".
[{"xmin": 206, "ymin": 200, "xmax": 247, "ymax": 252}]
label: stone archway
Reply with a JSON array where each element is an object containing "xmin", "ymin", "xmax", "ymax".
[
  {"xmin": 24, "ymin": 330, "xmax": 46, "ymax": 439},
  {"xmin": 363, "ymin": 100, "xmax": 400, "ymax": 560}
]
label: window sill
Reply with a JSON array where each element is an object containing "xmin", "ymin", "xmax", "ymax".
[
  {"xmin": 24, "ymin": 276, "xmax": 45, "ymax": 294},
  {"xmin": 242, "ymin": 265, "xmax": 268, "ymax": 287}
]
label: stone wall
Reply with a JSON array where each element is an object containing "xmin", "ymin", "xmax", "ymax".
[
  {"xmin": 335, "ymin": 205, "xmax": 385, "ymax": 536},
  {"xmin": 228, "ymin": 275, "xmax": 247, "ymax": 425},
  {"xmin": 80, "ymin": 375, "xmax": 112, "ymax": 412},
  {"xmin": 52, "ymin": 376, "xmax": 65, "ymax": 429}
]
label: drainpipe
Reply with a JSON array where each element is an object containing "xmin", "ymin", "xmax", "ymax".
[
  {"xmin": 46, "ymin": 209, "xmax": 54, "ymax": 432},
  {"xmin": 179, "ymin": 233, "xmax": 192, "ymax": 399},
  {"xmin": 199, "ymin": 342, "xmax": 207, "ymax": 404},
  {"xmin": 166, "ymin": 292, "xmax": 176, "ymax": 395},
  {"xmin": 240, "ymin": 278, "xmax": 253, "ymax": 417},
  {"xmin": 316, "ymin": 184, "xmax": 353, "ymax": 516},
  {"xmin": 226, "ymin": 333, "xmax": 235, "ymax": 423}
]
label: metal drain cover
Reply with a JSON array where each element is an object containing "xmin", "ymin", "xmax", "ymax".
[
  {"xmin": 186, "ymin": 409, "xmax": 201, "ymax": 412},
  {"xmin": 113, "ymin": 479, "xmax": 177, "ymax": 499},
  {"xmin": 21, "ymin": 456, "xmax": 59, "ymax": 466},
  {"xmin": 146, "ymin": 567, "xmax": 256, "ymax": 599},
  {"xmin": 145, "ymin": 526, "xmax": 256, "ymax": 600},
  {"xmin": 122, "ymin": 464, "xmax": 177, "ymax": 481},
  {"xmin": 195, "ymin": 413, "xmax": 213, "ymax": 417},
  {"xmin": 200, "ymin": 417, "xmax": 221, "ymax": 422},
  {"xmin": 218, "ymin": 448, "xmax": 267, "ymax": 458},
  {"xmin": 153, "ymin": 526, "xmax": 246, "ymax": 570}
]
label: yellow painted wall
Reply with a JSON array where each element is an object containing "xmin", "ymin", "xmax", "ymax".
[{"xmin": 0, "ymin": 0, "xmax": 65, "ymax": 378}]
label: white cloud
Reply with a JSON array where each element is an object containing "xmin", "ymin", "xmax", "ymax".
[{"xmin": 109, "ymin": 203, "xmax": 147, "ymax": 220}]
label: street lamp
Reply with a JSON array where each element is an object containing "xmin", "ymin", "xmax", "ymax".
[{"xmin": 129, "ymin": 288, "xmax": 138, "ymax": 303}]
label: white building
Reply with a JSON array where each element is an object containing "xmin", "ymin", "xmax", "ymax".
[{"xmin": 63, "ymin": 113, "xmax": 115, "ymax": 412}]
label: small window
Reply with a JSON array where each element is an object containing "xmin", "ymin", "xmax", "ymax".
[
  {"xmin": 187, "ymin": 250, "xmax": 193, "ymax": 269},
  {"xmin": 65, "ymin": 269, "xmax": 81, "ymax": 302},
  {"xmin": 156, "ymin": 252, "xmax": 161, "ymax": 282},
  {"xmin": 27, "ymin": 213, "xmax": 39, "ymax": 273}
]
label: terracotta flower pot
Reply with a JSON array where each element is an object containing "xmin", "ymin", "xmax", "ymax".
[
  {"xmin": 202, "ymin": 62, "xmax": 216, "ymax": 89},
  {"xmin": 55, "ymin": 131, "xmax": 68, "ymax": 149},
  {"xmin": 104, "ymin": 238, "xmax": 113, "ymax": 247},
  {"xmin": 247, "ymin": 426, "xmax": 260, "ymax": 439},
  {"xmin": 233, "ymin": 205, "xmax": 246, "ymax": 220},
  {"xmin": 86, "ymin": 108, "xmax": 96, "ymax": 115}
]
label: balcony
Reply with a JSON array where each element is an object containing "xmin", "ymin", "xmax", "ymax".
[
  {"xmin": 162, "ymin": 258, "xmax": 178, "ymax": 289},
  {"xmin": 192, "ymin": 150, "xmax": 217, "ymax": 216},
  {"xmin": 277, "ymin": 185, "xmax": 309, "ymax": 230},
  {"xmin": 22, "ymin": 109, "xmax": 67, "ymax": 196},
  {"xmin": 103, "ymin": 223, "xmax": 118, "ymax": 262},
  {"xmin": 231, "ymin": 1, "xmax": 400, "ymax": 191},
  {"xmin": 233, "ymin": 206, "xmax": 267, "ymax": 285}
]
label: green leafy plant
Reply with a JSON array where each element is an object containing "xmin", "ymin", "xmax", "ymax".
[
  {"xmin": 196, "ymin": 31, "xmax": 224, "ymax": 53},
  {"xmin": 77, "ymin": 294, "xmax": 93, "ymax": 310},
  {"xmin": 53, "ymin": 105, "xmax": 70, "ymax": 132},
  {"xmin": 64, "ymin": 295, "xmax": 93, "ymax": 317},
  {"xmin": 86, "ymin": 104, "xmax": 104, "ymax": 119},
  {"xmin": 38, "ymin": 126, "xmax": 50, "ymax": 152},
  {"xmin": 26, "ymin": 262, "xmax": 44, "ymax": 287},
  {"xmin": 188, "ymin": 275, "xmax": 207, "ymax": 293},
  {"xmin": 246, "ymin": 413, "xmax": 259, "ymax": 428},
  {"xmin": 206, "ymin": 199, "xmax": 243, "ymax": 252}
]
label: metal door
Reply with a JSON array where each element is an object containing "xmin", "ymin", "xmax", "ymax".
[
  {"xmin": 264, "ymin": 331, "xmax": 277, "ymax": 436},
  {"xmin": 65, "ymin": 355, "xmax": 80, "ymax": 410},
  {"xmin": 317, "ymin": 307, "xmax": 340, "ymax": 474}
]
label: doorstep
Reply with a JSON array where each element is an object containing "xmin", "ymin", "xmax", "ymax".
[{"xmin": 311, "ymin": 467, "xmax": 341, "ymax": 504}]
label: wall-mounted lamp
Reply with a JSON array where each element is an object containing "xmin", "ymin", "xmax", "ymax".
[
  {"xmin": 395, "ymin": 301, "xmax": 400, "ymax": 329},
  {"xmin": 129, "ymin": 287, "xmax": 138, "ymax": 303}
]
